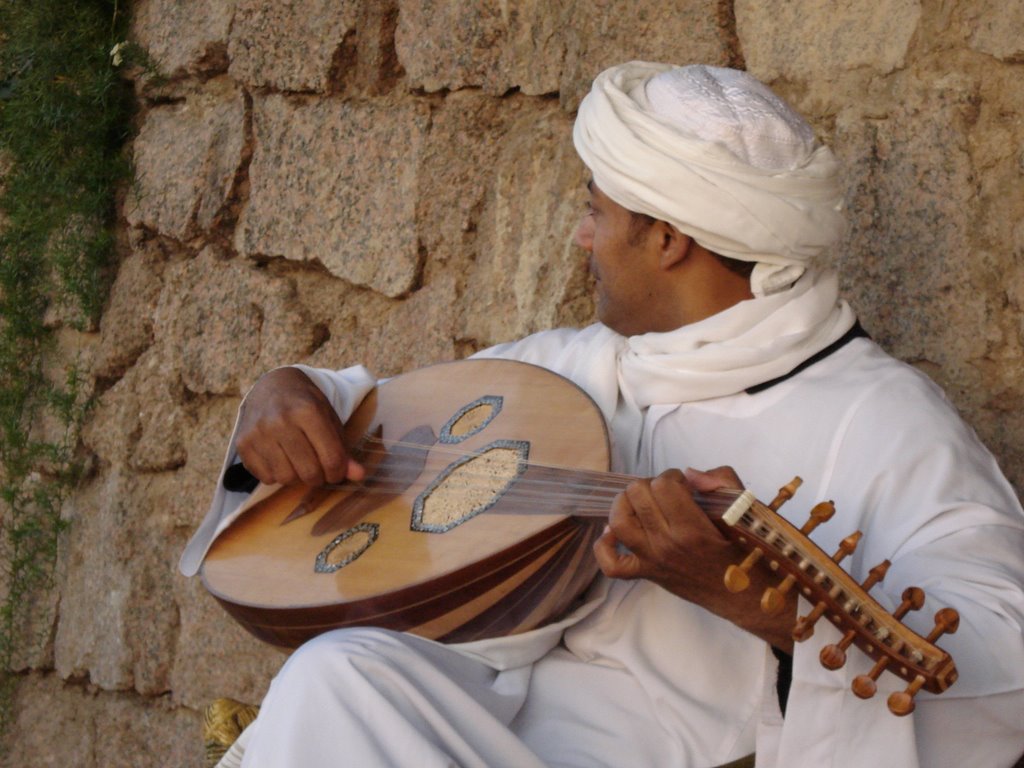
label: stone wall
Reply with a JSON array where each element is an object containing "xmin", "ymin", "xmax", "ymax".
[{"xmin": 5, "ymin": 1, "xmax": 1022, "ymax": 764}]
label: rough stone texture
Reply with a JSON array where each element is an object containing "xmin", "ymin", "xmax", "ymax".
[
  {"xmin": 395, "ymin": 0, "xmax": 562, "ymax": 96},
  {"xmin": 237, "ymin": 94, "xmax": 428, "ymax": 297},
  {"xmin": 835, "ymin": 71, "xmax": 982, "ymax": 364},
  {"xmin": 8, "ymin": 1, "xmax": 1024, "ymax": 762},
  {"xmin": 463, "ymin": 104, "xmax": 592, "ymax": 344},
  {"xmin": 83, "ymin": 339, "xmax": 194, "ymax": 473},
  {"xmin": 228, "ymin": 0, "xmax": 360, "ymax": 92},
  {"xmin": 131, "ymin": 0, "xmax": 235, "ymax": 77},
  {"xmin": 171, "ymin": 549, "xmax": 284, "ymax": 710},
  {"xmin": 963, "ymin": 0, "xmax": 1024, "ymax": 62},
  {"xmin": 396, "ymin": 0, "xmax": 735, "ymax": 108},
  {"xmin": 126, "ymin": 78, "xmax": 247, "ymax": 241},
  {"xmin": 92, "ymin": 234, "xmax": 167, "ymax": 383},
  {"xmin": 2, "ymin": 676, "xmax": 94, "ymax": 768},
  {"xmin": 53, "ymin": 468, "xmax": 166, "ymax": 692},
  {"xmin": 4, "ymin": 574, "xmax": 59, "ymax": 675},
  {"xmin": 557, "ymin": 0, "xmax": 735, "ymax": 109},
  {"xmin": 414, "ymin": 90, "xmax": 509, "ymax": 270},
  {"xmin": 736, "ymin": 0, "xmax": 922, "ymax": 81},
  {"xmin": 154, "ymin": 247, "xmax": 326, "ymax": 397},
  {"xmin": 2, "ymin": 674, "xmax": 200, "ymax": 768}
]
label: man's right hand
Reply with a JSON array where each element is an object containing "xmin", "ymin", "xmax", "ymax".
[{"xmin": 234, "ymin": 367, "xmax": 365, "ymax": 487}]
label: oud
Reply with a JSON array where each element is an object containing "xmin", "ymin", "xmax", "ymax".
[{"xmin": 201, "ymin": 359, "xmax": 958, "ymax": 716}]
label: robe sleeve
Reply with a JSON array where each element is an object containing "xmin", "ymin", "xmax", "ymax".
[
  {"xmin": 769, "ymin": 367, "xmax": 1024, "ymax": 768},
  {"xmin": 178, "ymin": 364, "xmax": 378, "ymax": 576}
]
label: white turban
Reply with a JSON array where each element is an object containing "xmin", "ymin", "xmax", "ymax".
[{"xmin": 573, "ymin": 62, "xmax": 845, "ymax": 296}]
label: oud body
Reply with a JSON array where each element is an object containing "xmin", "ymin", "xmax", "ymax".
[{"xmin": 201, "ymin": 359, "xmax": 610, "ymax": 648}]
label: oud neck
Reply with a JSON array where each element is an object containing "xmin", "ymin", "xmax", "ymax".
[{"xmin": 513, "ymin": 464, "xmax": 749, "ymax": 521}]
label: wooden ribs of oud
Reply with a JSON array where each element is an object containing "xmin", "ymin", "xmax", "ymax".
[{"xmin": 210, "ymin": 516, "xmax": 602, "ymax": 648}]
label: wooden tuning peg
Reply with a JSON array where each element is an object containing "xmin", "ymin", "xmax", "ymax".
[
  {"xmin": 886, "ymin": 608, "xmax": 960, "ymax": 716},
  {"xmin": 926, "ymin": 607, "xmax": 960, "ymax": 641},
  {"xmin": 793, "ymin": 600, "xmax": 828, "ymax": 642},
  {"xmin": 767, "ymin": 477, "xmax": 803, "ymax": 511},
  {"xmin": 802, "ymin": 500, "xmax": 836, "ymax": 530},
  {"xmin": 761, "ymin": 574, "xmax": 796, "ymax": 615},
  {"xmin": 725, "ymin": 550, "xmax": 761, "ymax": 593},
  {"xmin": 818, "ymin": 561, "xmax": 891, "ymax": 669},
  {"xmin": 852, "ymin": 655, "xmax": 891, "ymax": 700},
  {"xmin": 792, "ymin": 531, "xmax": 863, "ymax": 641},
  {"xmin": 851, "ymin": 586, "xmax": 926, "ymax": 699},
  {"xmin": 820, "ymin": 629, "xmax": 858, "ymax": 670},
  {"xmin": 724, "ymin": 479, "xmax": 805, "ymax": 594},
  {"xmin": 760, "ymin": 501, "xmax": 838, "ymax": 614},
  {"xmin": 893, "ymin": 587, "xmax": 927, "ymax": 620},
  {"xmin": 886, "ymin": 675, "xmax": 925, "ymax": 716}
]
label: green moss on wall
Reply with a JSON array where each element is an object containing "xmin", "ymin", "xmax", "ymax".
[{"xmin": 0, "ymin": 0, "xmax": 133, "ymax": 742}]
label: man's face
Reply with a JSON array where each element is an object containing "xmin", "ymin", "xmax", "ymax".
[{"xmin": 574, "ymin": 181, "xmax": 662, "ymax": 336}]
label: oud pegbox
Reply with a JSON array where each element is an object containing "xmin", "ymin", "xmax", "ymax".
[{"xmin": 717, "ymin": 479, "xmax": 960, "ymax": 716}]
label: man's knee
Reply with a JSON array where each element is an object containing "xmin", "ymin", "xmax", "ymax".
[{"xmin": 279, "ymin": 627, "xmax": 412, "ymax": 682}]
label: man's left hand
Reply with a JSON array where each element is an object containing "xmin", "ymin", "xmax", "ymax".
[{"xmin": 593, "ymin": 466, "xmax": 796, "ymax": 652}]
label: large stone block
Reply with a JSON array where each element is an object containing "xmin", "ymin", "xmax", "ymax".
[
  {"xmin": 171, "ymin": 560, "xmax": 284, "ymax": 710},
  {"xmin": 84, "ymin": 246, "xmax": 324, "ymax": 472},
  {"xmin": 5, "ymin": 675, "xmax": 94, "ymax": 766},
  {"xmin": 3, "ymin": 572, "xmax": 59, "ymax": 674},
  {"xmin": 360, "ymin": 274, "xmax": 459, "ymax": 375},
  {"xmin": 952, "ymin": 67, "xmax": 1024, "ymax": 492},
  {"xmin": 154, "ymin": 247, "xmax": 326, "ymax": 397},
  {"xmin": 131, "ymin": 0, "xmax": 234, "ymax": 77},
  {"xmin": 963, "ymin": 0, "xmax": 1024, "ymax": 62},
  {"xmin": 92, "ymin": 235, "xmax": 167, "ymax": 382},
  {"xmin": 54, "ymin": 468, "xmax": 206, "ymax": 698},
  {"xmin": 462, "ymin": 105, "xmax": 593, "ymax": 345},
  {"xmin": 396, "ymin": 0, "xmax": 563, "ymax": 95},
  {"xmin": 275, "ymin": 269, "xmax": 459, "ymax": 378},
  {"xmin": 166, "ymin": 396, "xmax": 240, "ymax": 532},
  {"xmin": 737, "ymin": 0, "xmax": 922, "ymax": 81},
  {"xmin": 54, "ymin": 469, "xmax": 144, "ymax": 691},
  {"xmin": 96, "ymin": 692, "xmax": 201, "ymax": 768},
  {"xmin": 107, "ymin": 475, "xmax": 187, "ymax": 697},
  {"xmin": 415, "ymin": 91, "xmax": 520, "ymax": 270},
  {"xmin": 237, "ymin": 95, "xmax": 428, "ymax": 297},
  {"xmin": 835, "ymin": 72, "xmax": 982, "ymax": 366},
  {"xmin": 396, "ymin": 0, "xmax": 732, "ymax": 108},
  {"xmin": 82, "ymin": 345, "xmax": 188, "ymax": 472},
  {"xmin": 338, "ymin": 0, "xmax": 404, "ymax": 96},
  {"xmin": 5, "ymin": 674, "xmax": 200, "ymax": 767},
  {"xmin": 558, "ymin": 0, "xmax": 733, "ymax": 110},
  {"xmin": 126, "ymin": 79, "xmax": 247, "ymax": 241},
  {"xmin": 228, "ymin": 0, "xmax": 360, "ymax": 92}
]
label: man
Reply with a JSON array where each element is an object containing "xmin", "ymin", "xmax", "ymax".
[{"xmin": 182, "ymin": 63, "xmax": 1024, "ymax": 767}]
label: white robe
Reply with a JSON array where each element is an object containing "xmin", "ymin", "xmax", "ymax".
[{"xmin": 196, "ymin": 324, "xmax": 1024, "ymax": 768}]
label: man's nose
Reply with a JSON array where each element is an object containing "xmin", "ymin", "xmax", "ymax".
[{"xmin": 574, "ymin": 216, "xmax": 594, "ymax": 251}]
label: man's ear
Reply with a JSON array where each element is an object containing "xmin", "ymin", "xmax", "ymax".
[{"xmin": 658, "ymin": 224, "xmax": 692, "ymax": 270}]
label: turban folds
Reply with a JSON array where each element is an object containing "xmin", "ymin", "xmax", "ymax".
[{"xmin": 573, "ymin": 62, "xmax": 845, "ymax": 295}]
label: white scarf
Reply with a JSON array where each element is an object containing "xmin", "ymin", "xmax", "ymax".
[
  {"xmin": 618, "ymin": 269, "xmax": 855, "ymax": 407},
  {"xmin": 585, "ymin": 269, "xmax": 856, "ymax": 469}
]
